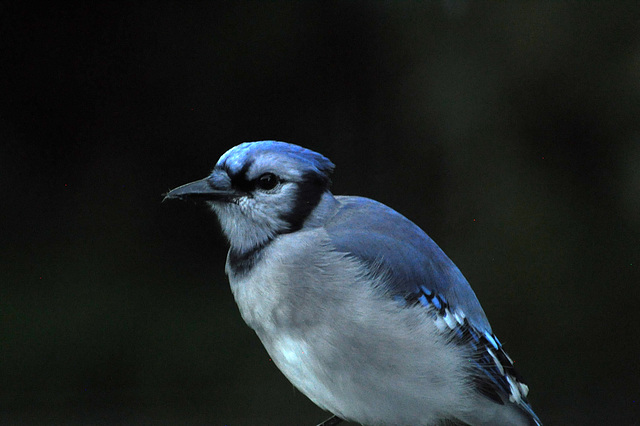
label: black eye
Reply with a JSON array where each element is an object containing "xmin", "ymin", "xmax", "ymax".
[{"xmin": 256, "ymin": 173, "xmax": 279, "ymax": 190}]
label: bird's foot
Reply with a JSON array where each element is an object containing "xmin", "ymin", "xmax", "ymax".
[{"xmin": 316, "ymin": 415, "xmax": 343, "ymax": 426}]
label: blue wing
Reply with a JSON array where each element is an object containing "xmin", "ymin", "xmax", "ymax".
[
  {"xmin": 325, "ymin": 195, "xmax": 491, "ymax": 332},
  {"xmin": 325, "ymin": 196, "xmax": 542, "ymax": 424}
]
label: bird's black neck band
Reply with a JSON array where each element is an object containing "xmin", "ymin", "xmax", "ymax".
[{"xmin": 227, "ymin": 238, "xmax": 273, "ymax": 276}]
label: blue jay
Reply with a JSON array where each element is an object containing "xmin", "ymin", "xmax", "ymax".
[{"xmin": 164, "ymin": 141, "xmax": 542, "ymax": 426}]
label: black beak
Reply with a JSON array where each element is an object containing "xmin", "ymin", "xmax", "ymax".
[{"xmin": 163, "ymin": 177, "xmax": 237, "ymax": 203}]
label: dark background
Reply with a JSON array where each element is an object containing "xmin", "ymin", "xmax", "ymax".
[{"xmin": 2, "ymin": 2, "xmax": 639, "ymax": 425}]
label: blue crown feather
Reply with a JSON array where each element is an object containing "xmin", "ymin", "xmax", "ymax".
[{"xmin": 217, "ymin": 141, "xmax": 335, "ymax": 179}]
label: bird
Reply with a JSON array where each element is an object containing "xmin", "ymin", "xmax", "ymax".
[{"xmin": 164, "ymin": 141, "xmax": 542, "ymax": 426}]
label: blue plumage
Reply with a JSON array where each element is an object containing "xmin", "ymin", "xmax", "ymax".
[
  {"xmin": 325, "ymin": 196, "xmax": 491, "ymax": 331},
  {"xmin": 165, "ymin": 140, "xmax": 542, "ymax": 426},
  {"xmin": 218, "ymin": 140, "xmax": 335, "ymax": 180}
]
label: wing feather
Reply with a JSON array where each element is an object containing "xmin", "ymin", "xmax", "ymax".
[{"xmin": 325, "ymin": 196, "xmax": 491, "ymax": 332}]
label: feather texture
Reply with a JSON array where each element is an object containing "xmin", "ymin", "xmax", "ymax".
[
  {"xmin": 166, "ymin": 141, "xmax": 542, "ymax": 426},
  {"xmin": 326, "ymin": 196, "xmax": 491, "ymax": 332}
]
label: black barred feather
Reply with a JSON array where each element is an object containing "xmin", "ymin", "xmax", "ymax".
[{"xmin": 403, "ymin": 285, "xmax": 537, "ymax": 420}]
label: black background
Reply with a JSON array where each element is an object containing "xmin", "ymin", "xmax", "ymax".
[{"xmin": 2, "ymin": 2, "xmax": 639, "ymax": 425}]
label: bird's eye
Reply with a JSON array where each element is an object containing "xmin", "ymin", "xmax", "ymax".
[{"xmin": 256, "ymin": 173, "xmax": 279, "ymax": 190}]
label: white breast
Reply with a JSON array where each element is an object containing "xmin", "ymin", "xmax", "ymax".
[
  {"xmin": 225, "ymin": 232, "xmax": 479, "ymax": 425},
  {"xmin": 226, "ymin": 232, "xmax": 369, "ymax": 415}
]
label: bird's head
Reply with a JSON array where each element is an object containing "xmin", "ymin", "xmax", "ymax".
[{"xmin": 164, "ymin": 141, "xmax": 335, "ymax": 252}]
